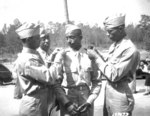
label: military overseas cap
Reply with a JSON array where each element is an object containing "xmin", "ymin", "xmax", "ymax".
[
  {"xmin": 65, "ymin": 24, "xmax": 82, "ymax": 37},
  {"xmin": 40, "ymin": 27, "xmax": 49, "ymax": 38},
  {"xmin": 16, "ymin": 22, "xmax": 40, "ymax": 39},
  {"xmin": 103, "ymin": 13, "xmax": 125, "ymax": 29}
]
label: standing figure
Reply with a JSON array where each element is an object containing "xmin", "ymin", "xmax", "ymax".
[
  {"xmin": 37, "ymin": 29, "xmax": 60, "ymax": 116},
  {"xmin": 37, "ymin": 29, "xmax": 51, "ymax": 67},
  {"xmin": 13, "ymin": 23, "xmax": 78, "ymax": 116},
  {"xmin": 87, "ymin": 14, "xmax": 140, "ymax": 116},
  {"xmin": 143, "ymin": 58, "xmax": 150, "ymax": 95},
  {"xmin": 128, "ymin": 52, "xmax": 140, "ymax": 94},
  {"xmin": 54, "ymin": 24, "xmax": 102, "ymax": 116}
]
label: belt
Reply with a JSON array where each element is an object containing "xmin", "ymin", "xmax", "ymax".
[
  {"xmin": 62, "ymin": 84, "xmax": 88, "ymax": 91},
  {"xmin": 26, "ymin": 85, "xmax": 48, "ymax": 96}
]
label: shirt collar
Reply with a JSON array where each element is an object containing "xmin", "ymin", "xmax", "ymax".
[
  {"xmin": 109, "ymin": 36, "xmax": 128, "ymax": 54},
  {"xmin": 113, "ymin": 36, "xmax": 128, "ymax": 49},
  {"xmin": 37, "ymin": 47, "xmax": 47, "ymax": 55},
  {"xmin": 67, "ymin": 47, "xmax": 85, "ymax": 57}
]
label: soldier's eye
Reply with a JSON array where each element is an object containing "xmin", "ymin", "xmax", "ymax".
[{"xmin": 67, "ymin": 36, "xmax": 75, "ymax": 39}]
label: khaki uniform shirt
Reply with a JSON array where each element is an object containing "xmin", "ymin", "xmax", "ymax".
[
  {"xmin": 37, "ymin": 47, "xmax": 59, "ymax": 115},
  {"xmin": 96, "ymin": 37, "xmax": 140, "ymax": 112},
  {"xmin": 13, "ymin": 47, "xmax": 70, "ymax": 116},
  {"xmin": 54, "ymin": 47, "xmax": 102, "ymax": 104},
  {"xmin": 14, "ymin": 47, "xmax": 56, "ymax": 96},
  {"xmin": 37, "ymin": 47, "xmax": 52, "ymax": 65}
]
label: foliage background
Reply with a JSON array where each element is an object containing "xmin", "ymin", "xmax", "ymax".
[{"xmin": 0, "ymin": 15, "xmax": 150, "ymax": 62}]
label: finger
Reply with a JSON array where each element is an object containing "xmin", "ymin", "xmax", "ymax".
[
  {"xmin": 79, "ymin": 107, "xmax": 87, "ymax": 113},
  {"xmin": 77, "ymin": 104, "xmax": 84, "ymax": 111},
  {"xmin": 78, "ymin": 106, "xmax": 85, "ymax": 112},
  {"xmin": 71, "ymin": 110, "xmax": 78, "ymax": 115}
]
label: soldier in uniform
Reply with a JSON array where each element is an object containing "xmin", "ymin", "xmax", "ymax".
[
  {"xmin": 54, "ymin": 24, "xmax": 102, "ymax": 116},
  {"xmin": 143, "ymin": 58, "xmax": 150, "ymax": 95},
  {"xmin": 37, "ymin": 28, "xmax": 60, "ymax": 116},
  {"xmin": 37, "ymin": 28, "xmax": 51, "ymax": 67},
  {"xmin": 87, "ymin": 14, "xmax": 140, "ymax": 116},
  {"xmin": 13, "ymin": 23, "xmax": 78, "ymax": 116}
]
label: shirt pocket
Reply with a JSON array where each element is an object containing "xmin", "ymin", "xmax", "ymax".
[
  {"xmin": 80, "ymin": 55, "xmax": 92, "ymax": 71},
  {"xmin": 80, "ymin": 68, "xmax": 91, "ymax": 84},
  {"xmin": 70, "ymin": 63, "xmax": 78, "ymax": 73}
]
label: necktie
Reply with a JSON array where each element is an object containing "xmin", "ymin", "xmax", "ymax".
[{"xmin": 76, "ymin": 52, "xmax": 81, "ymax": 73}]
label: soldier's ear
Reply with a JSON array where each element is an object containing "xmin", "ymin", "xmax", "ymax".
[{"xmin": 79, "ymin": 35, "xmax": 83, "ymax": 40}]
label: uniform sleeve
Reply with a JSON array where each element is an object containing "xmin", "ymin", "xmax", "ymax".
[
  {"xmin": 14, "ymin": 77, "xmax": 23, "ymax": 99},
  {"xmin": 87, "ymin": 59, "xmax": 102, "ymax": 104},
  {"xmin": 51, "ymin": 50, "xmax": 65, "ymax": 83},
  {"xmin": 96, "ymin": 47, "xmax": 139, "ymax": 82},
  {"xmin": 47, "ymin": 48, "xmax": 62, "ymax": 63},
  {"xmin": 49, "ymin": 62, "xmax": 64, "ymax": 83},
  {"xmin": 24, "ymin": 58, "xmax": 55, "ymax": 85},
  {"xmin": 13, "ymin": 60, "xmax": 23, "ymax": 99},
  {"xmin": 52, "ymin": 83, "xmax": 70, "ymax": 106},
  {"xmin": 49, "ymin": 52, "xmax": 69, "ymax": 105}
]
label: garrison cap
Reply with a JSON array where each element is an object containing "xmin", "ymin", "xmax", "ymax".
[
  {"xmin": 103, "ymin": 13, "xmax": 125, "ymax": 29},
  {"xmin": 65, "ymin": 24, "xmax": 82, "ymax": 37},
  {"xmin": 16, "ymin": 22, "xmax": 40, "ymax": 39},
  {"xmin": 40, "ymin": 28, "xmax": 47, "ymax": 38}
]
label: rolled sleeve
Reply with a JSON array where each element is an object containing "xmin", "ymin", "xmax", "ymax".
[
  {"xmin": 87, "ymin": 60, "xmax": 102, "ymax": 104},
  {"xmin": 87, "ymin": 80, "xmax": 101, "ymax": 104},
  {"xmin": 50, "ymin": 62, "xmax": 64, "ymax": 82}
]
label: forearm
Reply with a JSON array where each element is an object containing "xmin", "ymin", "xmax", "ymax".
[
  {"xmin": 87, "ymin": 94, "xmax": 98, "ymax": 104},
  {"xmin": 25, "ymin": 65, "xmax": 55, "ymax": 84},
  {"xmin": 96, "ymin": 57, "xmax": 126, "ymax": 82},
  {"xmin": 87, "ymin": 82, "xmax": 101, "ymax": 104}
]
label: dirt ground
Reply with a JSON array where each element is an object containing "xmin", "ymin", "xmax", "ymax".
[
  {"xmin": 0, "ymin": 79, "xmax": 150, "ymax": 116},
  {"xmin": 94, "ymin": 79, "xmax": 150, "ymax": 116},
  {"xmin": 1, "ymin": 61, "xmax": 150, "ymax": 116}
]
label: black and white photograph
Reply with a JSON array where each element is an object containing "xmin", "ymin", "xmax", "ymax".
[{"xmin": 0, "ymin": 0, "xmax": 150, "ymax": 116}]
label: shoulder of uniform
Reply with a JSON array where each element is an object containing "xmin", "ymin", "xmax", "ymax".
[
  {"xmin": 64, "ymin": 48, "xmax": 71, "ymax": 52},
  {"xmin": 27, "ymin": 58, "xmax": 42, "ymax": 67}
]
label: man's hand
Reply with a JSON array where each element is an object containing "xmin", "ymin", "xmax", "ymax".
[
  {"xmin": 77, "ymin": 102, "xmax": 91, "ymax": 113},
  {"xmin": 53, "ymin": 49, "xmax": 66, "ymax": 63},
  {"xmin": 49, "ymin": 48, "xmax": 61, "ymax": 62},
  {"xmin": 86, "ymin": 49, "xmax": 99, "ymax": 60},
  {"xmin": 65, "ymin": 102, "xmax": 78, "ymax": 115},
  {"xmin": 54, "ymin": 99, "xmax": 60, "ymax": 111}
]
